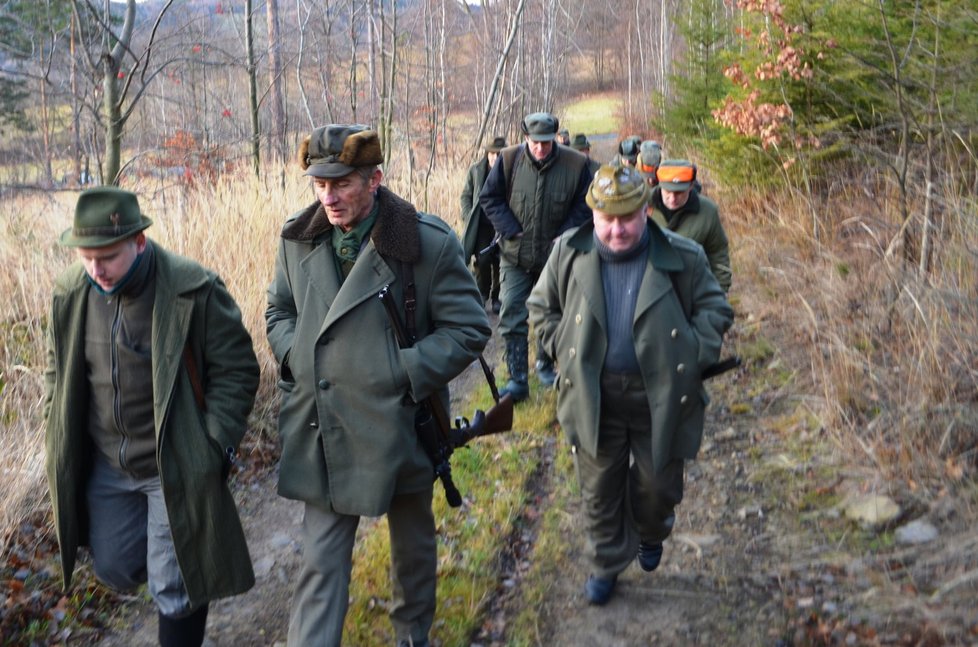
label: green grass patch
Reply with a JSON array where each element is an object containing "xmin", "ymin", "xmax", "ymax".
[
  {"xmin": 559, "ymin": 94, "xmax": 622, "ymax": 137},
  {"xmin": 341, "ymin": 384, "xmax": 557, "ymax": 645}
]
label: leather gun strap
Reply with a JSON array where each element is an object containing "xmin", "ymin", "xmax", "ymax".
[
  {"xmin": 401, "ymin": 261, "xmax": 418, "ymax": 345},
  {"xmin": 183, "ymin": 343, "xmax": 206, "ymax": 411}
]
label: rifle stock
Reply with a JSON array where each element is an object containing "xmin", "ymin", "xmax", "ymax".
[
  {"xmin": 451, "ymin": 393, "xmax": 513, "ymax": 448},
  {"xmin": 703, "ymin": 356, "xmax": 741, "ymax": 380}
]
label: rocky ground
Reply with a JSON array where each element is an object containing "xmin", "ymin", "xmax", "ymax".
[{"xmin": 85, "ymin": 292, "xmax": 978, "ymax": 646}]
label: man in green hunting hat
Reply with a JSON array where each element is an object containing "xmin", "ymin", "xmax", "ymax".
[
  {"xmin": 479, "ymin": 111, "xmax": 593, "ymax": 402},
  {"xmin": 45, "ymin": 187, "xmax": 260, "ymax": 646},
  {"xmin": 528, "ymin": 163, "xmax": 732, "ymax": 606},
  {"xmin": 649, "ymin": 159, "xmax": 731, "ymax": 292},
  {"xmin": 266, "ymin": 124, "xmax": 490, "ymax": 647},
  {"xmin": 571, "ymin": 133, "xmax": 601, "ymax": 175},
  {"xmin": 461, "ymin": 135, "xmax": 507, "ymax": 313}
]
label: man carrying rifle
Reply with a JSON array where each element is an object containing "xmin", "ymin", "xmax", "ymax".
[
  {"xmin": 528, "ymin": 163, "xmax": 733, "ymax": 606},
  {"xmin": 266, "ymin": 124, "xmax": 490, "ymax": 647}
]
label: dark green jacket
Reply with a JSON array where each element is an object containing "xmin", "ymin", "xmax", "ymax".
[
  {"xmin": 265, "ymin": 187, "xmax": 491, "ymax": 516},
  {"xmin": 460, "ymin": 156, "xmax": 493, "ymax": 260},
  {"xmin": 648, "ymin": 188, "xmax": 732, "ymax": 292},
  {"xmin": 527, "ymin": 222, "xmax": 733, "ymax": 471},
  {"xmin": 45, "ymin": 243, "xmax": 259, "ymax": 606},
  {"xmin": 479, "ymin": 143, "xmax": 592, "ymax": 272}
]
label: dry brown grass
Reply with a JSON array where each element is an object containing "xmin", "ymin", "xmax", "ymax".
[{"xmin": 721, "ymin": 173, "xmax": 978, "ymax": 496}]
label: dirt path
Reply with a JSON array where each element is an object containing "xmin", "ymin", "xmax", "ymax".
[{"xmin": 92, "ymin": 298, "xmax": 977, "ymax": 646}]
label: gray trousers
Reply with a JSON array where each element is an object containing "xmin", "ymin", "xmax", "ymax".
[
  {"xmin": 86, "ymin": 454, "xmax": 193, "ymax": 617},
  {"xmin": 575, "ymin": 372, "xmax": 685, "ymax": 579},
  {"xmin": 288, "ymin": 489, "xmax": 437, "ymax": 647}
]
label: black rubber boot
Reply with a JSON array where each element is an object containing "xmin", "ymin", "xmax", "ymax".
[
  {"xmin": 500, "ymin": 336, "xmax": 529, "ymax": 402},
  {"xmin": 158, "ymin": 604, "xmax": 208, "ymax": 647}
]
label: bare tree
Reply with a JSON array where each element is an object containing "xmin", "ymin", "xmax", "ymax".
[
  {"xmin": 72, "ymin": 0, "xmax": 176, "ymax": 184},
  {"xmin": 266, "ymin": 0, "xmax": 286, "ymax": 162}
]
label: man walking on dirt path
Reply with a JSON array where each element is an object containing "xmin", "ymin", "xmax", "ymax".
[
  {"xmin": 571, "ymin": 133, "xmax": 602, "ymax": 175},
  {"xmin": 266, "ymin": 124, "xmax": 490, "ymax": 647},
  {"xmin": 45, "ymin": 186, "xmax": 260, "ymax": 647},
  {"xmin": 528, "ymin": 163, "xmax": 733, "ymax": 605},
  {"xmin": 461, "ymin": 135, "xmax": 506, "ymax": 314},
  {"xmin": 649, "ymin": 159, "xmax": 732, "ymax": 292},
  {"xmin": 479, "ymin": 111, "xmax": 592, "ymax": 403}
]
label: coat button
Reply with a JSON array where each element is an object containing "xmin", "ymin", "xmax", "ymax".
[
  {"xmin": 677, "ymin": 363, "xmax": 685, "ymax": 374},
  {"xmin": 568, "ymin": 348, "xmax": 576, "ymax": 358},
  {"xmin": 318, "ymin": 379, "xmax": 330, "ymax": 390},
  {"xmin": 575, "ymin": 314, "xmax": 582, "ymax": 324},
  {"xmin": 563, "ymin": 377, "xmax": 572, "ymax": 387},
  {"xmin": 309, "ymin": 420, "xmax": 319, "ymax": 428},
  {"xmin": 671, "ymin": 328, "xmax": 679, "ymax": 339},
  {"xmin": 680, "ymin": 395, "xmax": 689, "ymax": 405}
]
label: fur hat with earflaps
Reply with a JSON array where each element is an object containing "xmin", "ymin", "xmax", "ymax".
[{"xmin": 298, "ymin": 124, "xmax": 384, "ymax": 178}]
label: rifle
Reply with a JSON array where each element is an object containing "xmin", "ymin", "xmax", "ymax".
[
  {"xmin": 702, "ymin": 356, "xmax": 741, "ymax": 380},
  {"xmin": 478, "ymin": 233, "xmax": 502, "ymax": 258},
  {"xmin": 378, "ymin": 285, "xmax": 513, "ymax": 508},
  {"xmin": 450, "ymin": 356, "xmax": 513, "ymax": 448}
]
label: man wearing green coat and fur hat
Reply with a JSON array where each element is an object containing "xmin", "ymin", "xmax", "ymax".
[
  {"xmin": 528, "ymin": 163, "xmax": 733, "ymax": 605},
  {"xmin": 266, "ymin": 124, "xmax": 490, "ymax": 647},
  {"xmin": 45, "ymin": 187, "xmax": 260, "ymax": 646}
]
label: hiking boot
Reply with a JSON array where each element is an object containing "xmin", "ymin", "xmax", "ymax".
[
  {"xmin": 503, "ymin": 337, "xmax": 530, "ymax": 402},
  {"xmin": 499, "ymin": 379, "xmax": 529, "ymax": 403},
  {"xmin": 584, "ymin": 574, "xmax": 617, "ymax": 605},
  {"xmin": 638, "ymin": 541, "xmax": 663, "ymax": 572},
  {"xmin": 535, "ymin": 358, "xmax": 557, "ymax": 388}
]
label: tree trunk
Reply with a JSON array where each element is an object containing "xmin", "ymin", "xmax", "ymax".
[
  {"xmin": 246, "ymin": 0, "xmax": 261, "ymax": 176},
  {"xmin": 266, "ymin": 0, "xmax": 286, "ymax": 162}
]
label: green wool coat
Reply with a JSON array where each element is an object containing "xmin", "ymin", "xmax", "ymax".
[
  {"xmin": 648, "ymin": 188, "xmax": 732, "ymax": 292},
  {"xmin": 527, "ymin": 222, "xmax": 733, "ymax": 471},
  {"xmin": 44, "ymin": 243, "xmax": 260, "ymax": 606},
  {"xmin": 265, "ymin": 187, "xmax": 491, "ymax": 516}
]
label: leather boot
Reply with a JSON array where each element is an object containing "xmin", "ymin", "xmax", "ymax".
[
  {"xmin": 500, "ymin": 336, "xmax": 529, "ymax": 402},
  {"xmin": 158, "ymin": 604, "xmax": 208, "ymax": 647}
]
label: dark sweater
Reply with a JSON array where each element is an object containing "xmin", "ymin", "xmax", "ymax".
[
  {"xmin": 595, "ymin": 228, "xmax": 649, "ymax": 374},
  {"xmin": 85, "ymin": 242, "xmax": 158, "ymax": 478}
]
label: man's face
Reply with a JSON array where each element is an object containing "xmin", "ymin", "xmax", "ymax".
[
  {"xmin": 525, "ymin": 137, "xmax": 553, "ymax": 161},
  {"xmin": 77, "ymin": 233, "xmax": 146, "ymax": 291},
  {"xmin": 661, "ymin": 187, "xmax": 692, "ymax": 210},
  {"xmin": 487, "ymin": 151, "xmax": 499, "ymax": 167},
  {"xmin": 313, "ymin": 168, "xmax": 383, "ymax": 232},
  {"xmin": 593, "ymin": 207, "xmax": 647, "ymax": 253}
]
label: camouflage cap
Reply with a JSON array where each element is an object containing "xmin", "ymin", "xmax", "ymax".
[
  {"xmin": 59, "ymin": 187, "xmax": 153, "ymax": 248},
  {"xmin": 586, "ymin": 163, "xmax": 650, "ymax": 216},
  {"xmin": 298, "ymin": 124, "xmax": 383, "ymax": 178}
]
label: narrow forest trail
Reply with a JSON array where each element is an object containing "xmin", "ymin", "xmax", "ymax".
[{"xmin": 92, "ymin": 283, "xmax": 977, "ymax": 646}]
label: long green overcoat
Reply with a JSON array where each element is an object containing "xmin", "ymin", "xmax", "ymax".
[
  {"xmin": 44, "ymin": 243, "xmax": 259, "ymax": 606},
  {"xmin": 265, "ymin": 186, "xmax": 491, "ymax": 516},
  {"xmin": 527, "ymin": 221, "xmax": 733, "ymax": 471}
]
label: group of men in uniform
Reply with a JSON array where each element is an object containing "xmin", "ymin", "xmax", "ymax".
[
  {"xmin": 42, "ymin": 113, "xmax": 733, "ymax": 647},
  {"xmin": 459, "ymin": 113, "xmax": 733, "ymax": 606}
]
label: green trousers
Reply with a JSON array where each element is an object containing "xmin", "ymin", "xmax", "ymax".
[
  {"xmin": 574, "ymin": 372, "xmax": 685, "ymax": 579},
  {"xmin": 288, "ymin": 489, "xmax": 436, "ymax": 646}
]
